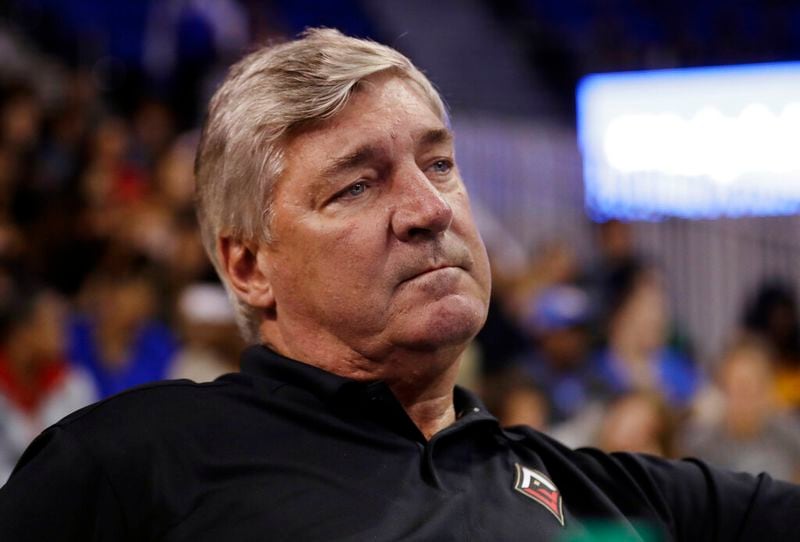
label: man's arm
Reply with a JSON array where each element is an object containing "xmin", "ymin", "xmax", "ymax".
[{"xmin": 588, "ymin": 450, "xmax": 800, "ymax": 540}]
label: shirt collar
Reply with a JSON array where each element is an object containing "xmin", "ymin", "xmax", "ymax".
[
  {"xmin": 240, "ymin": 344, "xmax": 501, "ymax": 431},
  {"xmin": 240, "ymin": 344, "xmax": 355, "ymax": 401}
]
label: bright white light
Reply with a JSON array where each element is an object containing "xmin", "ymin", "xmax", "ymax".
[
  {"xmin": 602, "ymin": 103, "xmax": 800, "ymax": 183},
  {"xmin": 577, "ymin": 62, "xmax": 800, "ymax": 219}
]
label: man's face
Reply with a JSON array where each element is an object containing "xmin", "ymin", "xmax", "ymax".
[{"xmin": 261, "ymin": 73, "xmax": 491, "ymax": 366}]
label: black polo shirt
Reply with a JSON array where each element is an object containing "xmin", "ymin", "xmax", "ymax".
[{"xmin": 0, "ymin": 345, "xmax": 798, "ymax": 541}]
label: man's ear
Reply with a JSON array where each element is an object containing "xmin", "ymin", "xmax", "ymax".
[{"xmin": 218, "ymin": 236, "xmax": 276, "ymax": 310}]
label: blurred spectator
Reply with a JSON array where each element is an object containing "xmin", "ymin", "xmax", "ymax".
[
  {"xmin": 165, "ymin": 207, "xmax": 216, "ymax": 287},
  {"xmin": 517, "ymin": 240, "xmax": 583, "ymax": 314},
  {"xmin": 0, "ymin": 81, "xmax": 42, "ymax": 234},
  {"xmin": 471, "ymin": 204, "xmax": 534, "ymax": 377},
  {"xmin": 0, "ymin": 283, "xmax": 96, "ymax": 483},
  {"xmin": 473, "ymin": 295, "xmax": 529, "ymax": 377},
  {"xmin": 683, "ymin": 337, "xmax": 800, "ymax": 483},
  {"xmin": 152, "ymin": 133, "xmax": 197, "ymax": 212},
  {"xmin": 583, "ymin": 220, "xmax": 643, "ymax": 343},
  {"xmin": 67, "ymin": 255, "xmax": 178, "ymax": 398},
  {"xmin": 80, "ymin": 116, "xmax": 149, "ymax": 235},
  {"xmin": 130, "ymin": 98, "xmax": 176, "ymax": 170},
  {"xmin": 596, "ymin": 220, "xmax": 637, "ymax": 269},
  {"xmin": 0, "ymin": 146, "xmax": 23, "ymax": 261},
  {"xmin": 589, "ymin": 262, "xmax": 700, "ymax": 410},
  {"xmin": 487, "ymin": 373, "xmax": 549, "ymax": 431},
  {"xmin": 168, "ymin": 283, "xmax": 241, "ymax": 382},
  {"xmin": 35, "ymin": 104, "xmax": 85, "ymax": 195},
  {"xmin": 515, "ymin": 285, "xmax": 600, "ymax": 426},
  {"xmin": 597, "ymin": 391, "xmax": 676, "ymax": 457},
  {"xmin": 471, "ymin": 202, "xmax": 530, "ymax": 291},
  {"xmin": 742, "ymin": 280, "xmax": 800, "ymax": 410},
  {"xmin": 141, "ymin": 133, "xmax": 213, "ymax": 286},
  {"xmin": 0, "ymin": 82, "xmax": 41, "ymax": 152},
  {"xmin": 475, "ymin": 239, "xmax": 581, "ymax": 377}
]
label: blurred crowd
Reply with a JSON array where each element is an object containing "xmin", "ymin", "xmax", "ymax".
[
  {"xmin": 0, "ymin": 2, "xmax": 800, "ymax": 491},
  {"xmin": 0, "ymin": 21, "xmax": 251, "ymax": 481},
  {"xmin": 472, "ymin": 219, "xmax": 800, "ymax": 484}
]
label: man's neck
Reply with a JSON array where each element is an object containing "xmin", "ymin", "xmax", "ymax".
[
  {"xmin": 262, "ymin": 328, "xmax": 464, "ymax": 440},
  {"xmin": 383, "ymin": 358, "xmax": 462, "ymax": 440},
  {"xmin": 389, "ymin": 381, "xmax": 457, "ymax": 440}
]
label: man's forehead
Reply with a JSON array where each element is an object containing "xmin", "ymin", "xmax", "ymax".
[
  {"xmin": 330, "ymin": 75, "xmax": 438, "ymax": 128},
  {"xmin": 285, "ymin": 77, "xmax": 452, "ymax": 168},
  {"xmin": 332, "ymin": 125, "xmax": 454, "ymax": 159}
]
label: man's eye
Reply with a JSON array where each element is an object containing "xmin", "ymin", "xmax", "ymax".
[
  {"xmin": 430, "ymin": 159, "xmax": 453, "ymax": 174},
  {"xmin": 339, "ymin": 181, "xmax": 368, "ymax": 199},
  {"xmin": 348, "ymin": 181, "xmax": 367, "ymax": 196}
]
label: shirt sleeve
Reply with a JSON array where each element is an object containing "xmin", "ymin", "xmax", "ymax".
[
  {"xmin": 608, "ymin": 452, "xmax": 800, "ymax": 541},
  {"xmin": 0, "ymin": 425, "xmax": 127, "ymax": 541}
]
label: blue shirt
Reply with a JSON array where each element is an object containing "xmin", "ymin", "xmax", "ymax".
[
  {"xmin": 589, "ymin": 347, "xmax": 700, "ymax": 408},
  {"xmin": 67, "ymin": 316, "xmax": 178, "ymax": 398}
]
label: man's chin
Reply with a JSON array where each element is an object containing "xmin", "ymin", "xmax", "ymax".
[{"xmin": 393, "ymin": 296, "xmax": 487, "ymax": 351}]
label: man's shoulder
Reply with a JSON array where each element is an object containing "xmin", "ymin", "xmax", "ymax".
[{"xmin": 54, "ymin": 373, "xmax": 258, "ymax": 445}]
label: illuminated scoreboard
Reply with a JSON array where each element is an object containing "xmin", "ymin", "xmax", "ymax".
[{"xmin": 577, "ymin": 62, "xmax": 800, "ymax": 220}]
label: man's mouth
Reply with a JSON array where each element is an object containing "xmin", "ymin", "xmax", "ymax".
[
  {"xmin": 396, "ymin": 245, "xmax": 473, "ymax": 286},
  {"xmin": 401, "ymin": 264, "xmax": 461, "ymax": 284}
]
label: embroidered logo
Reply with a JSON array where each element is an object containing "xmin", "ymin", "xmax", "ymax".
[{"xmin": 513, "ymin": 463, "xmax": 565, "ymax": 526}]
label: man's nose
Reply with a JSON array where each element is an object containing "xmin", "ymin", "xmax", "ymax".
[{"xmin": 391, "ymin": 167, "xmax": 454, "ymax": 242}]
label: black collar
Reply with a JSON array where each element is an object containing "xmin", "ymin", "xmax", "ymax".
[
  {"xmin": 240, "ymin": 344, "xmax": 500, "ymax": 432},
  {"xmin": 241, "ymin": 344, "xmax": 355, "ymax": 401}
]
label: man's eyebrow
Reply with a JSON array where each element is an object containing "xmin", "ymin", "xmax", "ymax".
[
  {"xmin": 320, "ymin": 128, "xmax": 453, "ymax": 179},
  {"xmin": 322, "ymin": 145, "xmax": 380, "ymax": 179},
  {"xmin": 417, "ymin": 128, "xmax": 454, "ymax": 150}
]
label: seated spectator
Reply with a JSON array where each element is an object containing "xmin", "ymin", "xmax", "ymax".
[
  {"xmin": 80, "ymin": 116, "xmax": 149, "ymax": 240},
  {"xmin": 597, "ymin": 391, "xmax": 677, "ymax": 458},
  {"xmin": 490, "ymin": 374, "xmax": 549, "ymax": 430},
  {"xmin": 129, "ymin": 98, "xmax": 176, "ymax": 171},
  {"xmin": 474, "ymin": 239, "xmax": 580, "ymax": 378},
  {"xmin": 68, "ymin": 256, "xmax": 178, "ymax": 398},
  {"xmin": 515, "ymin": 285, "xmax": 600, "ymax": 425},
  {"xmin": 589, "ymin": 262, "xmax": 700, "ymax": 410},
  {"xmin": 0, "ymin": 82, "xmax": 41, "ymax": 154},
  {"xmin": 683, "ymin": 337, "xmax": 800, "ymax": 483},
  {"xmin": 0, "ymin": 283, "xmax": 96, "ymax": 483},
  {"xmin": 168, "ymin": 282, "xmax": 242, "ymax": 382},
  {"xmin": 742, "ymin": 280, "xmax": 800, "ymax": 411}
]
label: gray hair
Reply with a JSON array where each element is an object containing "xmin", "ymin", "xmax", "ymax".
[{"xmin": 194, "ymin": 28, "xmax": 448, "ymax": 343}]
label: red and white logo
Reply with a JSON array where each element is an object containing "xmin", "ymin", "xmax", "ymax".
[{"xmin": 513, "ymin": 463, "xmax": 565, "ymax": 526}]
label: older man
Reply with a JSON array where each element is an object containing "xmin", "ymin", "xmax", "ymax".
[{"xmin": 1, "ymin": 29, "xmax": 798, "ymax": 541}]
